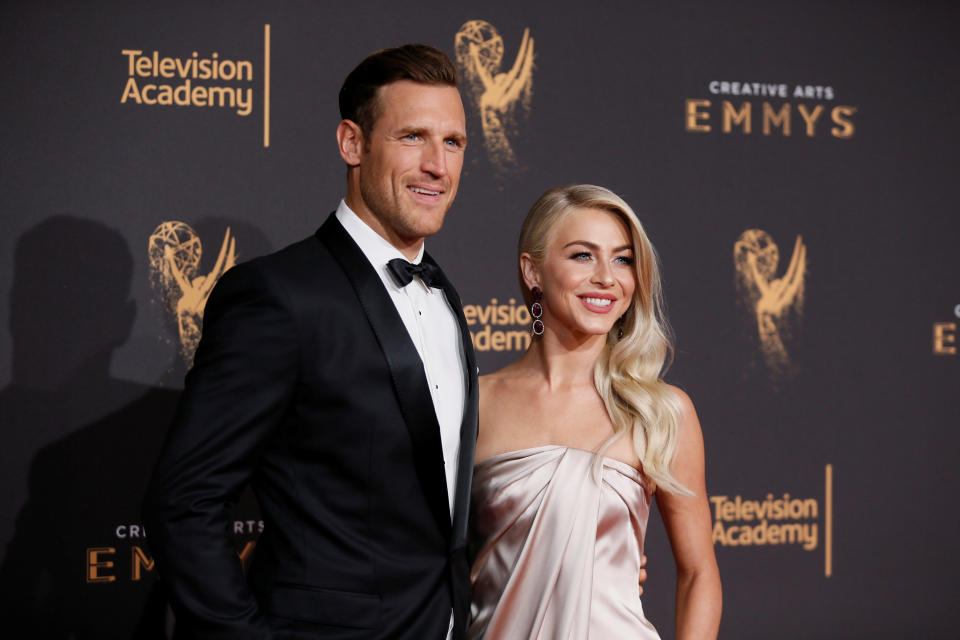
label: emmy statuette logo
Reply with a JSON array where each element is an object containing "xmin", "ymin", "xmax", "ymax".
[
  {"xmin": 455, "ymin": 20, "xmax": 535, "ymax": 172},
  {"xmin": 734, "ymin": 229, "xmax": 807, "ymax": 377},
  {"xmin": 148, "ymin": 222, "xmax": 237, "ymax": 365}
]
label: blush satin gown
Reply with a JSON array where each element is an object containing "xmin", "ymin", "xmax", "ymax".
[{"xmin": 468, "ymin": 445, "xmax": 661, "ymax": 639}]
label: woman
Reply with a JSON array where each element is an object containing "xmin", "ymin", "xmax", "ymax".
[{"xmin": 469, "ymin": 185, "xmax": 721, "ymax": 639}]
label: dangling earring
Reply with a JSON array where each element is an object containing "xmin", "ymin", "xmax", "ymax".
[
  {"xmin": 530, "ymin": 286, "xmax": 544, "ymax": 336},
  {"xmin": 617, "ymin": 317, "xmax": 624, "ymax": 341}
]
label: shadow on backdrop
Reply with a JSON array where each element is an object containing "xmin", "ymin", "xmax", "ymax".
[{"xmin": 0, "ymin": 216, "xmax": 179, "ymax": 638}]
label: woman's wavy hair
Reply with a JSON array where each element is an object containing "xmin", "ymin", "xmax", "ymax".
[{"xmin": 517, "ymin": 185, "xmax": 692, "ymax": 495}]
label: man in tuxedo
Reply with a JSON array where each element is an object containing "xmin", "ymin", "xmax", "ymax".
[{"xmin": 144, "ymin": 44, "xmax": 477, "ymax": 639}]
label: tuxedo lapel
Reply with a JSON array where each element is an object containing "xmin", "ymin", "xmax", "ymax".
[
  {"xmin": 424, "ymin": 252, "xmax": 479, "ymax": 551},
  {"xmin": 317, "ymin": 215, "xmax": 451, "ymax": 538}
]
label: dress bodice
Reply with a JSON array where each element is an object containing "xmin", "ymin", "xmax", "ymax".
[{"xmin": 468, "ymin": 445, "xmax": 661, "ymax": 639}]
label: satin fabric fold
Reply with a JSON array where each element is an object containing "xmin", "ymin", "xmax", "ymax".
[{"xmin": 468, "ymin": 445, "xmax": 660, "ymax": 639}]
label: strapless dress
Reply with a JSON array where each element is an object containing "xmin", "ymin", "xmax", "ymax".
[{"xmin": 468, "ymin": 445, "xmax": 660, "ymax": 639}]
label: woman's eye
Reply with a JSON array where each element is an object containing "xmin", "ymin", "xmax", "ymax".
[
  {"xmin": 571, "ymin": 252, "xmax": 592, "ymax": 261},
  {"xmin": 614, "ymin": 256, "xmax": 634, "ymax": 265}
]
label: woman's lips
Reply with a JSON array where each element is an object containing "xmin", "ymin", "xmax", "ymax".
[{"xmin": 579, "ymin": 295, "xmax": 616, "ymax": 314}]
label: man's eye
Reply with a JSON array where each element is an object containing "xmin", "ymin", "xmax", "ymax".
[{"xmin": 403, "ymin": 133, "xmax": 420, "ymax": 141}]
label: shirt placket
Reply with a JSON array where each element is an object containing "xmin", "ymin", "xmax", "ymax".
[{"xmin": 405, "ymin": 281, "xmax": 438, "ymax": 395}]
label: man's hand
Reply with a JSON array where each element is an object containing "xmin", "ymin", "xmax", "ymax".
[{"xmin": 638, "ymin": 553, "xmax": 648, "ymax": 596}]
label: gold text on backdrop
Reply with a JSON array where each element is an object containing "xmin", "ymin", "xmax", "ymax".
[
  {"xmin": 464, "ymin": 297, "xmax": 532, "ymax": 352},
  {"xmin": 711, "ymin": 493, "xmax": 819, "ymax": 551},
  {"xmin": 121, "ymin": 50, "xmax": 254, "ymax": 115},
  {"xmin": 119, "ymin": 25, "xmax": 271, "ymax": 146},
  {"xmin": 711, "ymin": 465, "xmax": 834, "ymax": 577},
  {"xmin": 86, "ymin": 540, "xmax": 256, "ymax": 583},
  {"xmin": 933, "ymin": 323, "xmax": 956, "ymax": 355},
  {"xmin": 932, "ymin": 304, "xmax": 958, "ymax": 355},
  {"xmin": 685, "ymin": 81, "xmax": 856, "ymax": 138}
]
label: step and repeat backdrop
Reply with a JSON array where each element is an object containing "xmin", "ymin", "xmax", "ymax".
[{"xmin": 1, "ymin": 1, "xmax": 957, "ymax": 638}]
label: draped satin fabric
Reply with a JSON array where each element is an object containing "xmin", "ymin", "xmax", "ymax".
[{"xmin": 468, "ymin": 446, "xmax": 661, "ymax": 640}]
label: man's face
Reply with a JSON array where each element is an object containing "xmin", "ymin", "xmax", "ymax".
[{"xmin": 355, "ymin": 80, "xmax": 467, "ymax": 247}]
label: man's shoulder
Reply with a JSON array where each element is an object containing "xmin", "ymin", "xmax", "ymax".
[
  {"xmin": 248, "ymin": 233, "xmax": 325, "ymax": 269},
  {"xmin": 243, "ymin": 213, "xmax": 347, "ymax": 273},
  {"xmin": 218, "ymin": 228, "xmax": 345, "ymax": 302}
]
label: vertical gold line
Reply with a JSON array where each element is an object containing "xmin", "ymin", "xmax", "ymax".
[
  {"xmin": 825, "ymin": 463, "xmax": 833, "ymax": 577},
  {"xmin": 264, "ymin": 24, "xmax": 271, "ymax": 148}
]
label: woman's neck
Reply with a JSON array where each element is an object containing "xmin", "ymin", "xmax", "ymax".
[{"xmin": 519, "ymin": 327, "xmax": 607, "ymax": 391}]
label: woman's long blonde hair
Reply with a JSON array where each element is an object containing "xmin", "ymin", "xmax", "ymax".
[{"xmin": 518, "ymin": 185, "xmax": 692, "ymax": 495}]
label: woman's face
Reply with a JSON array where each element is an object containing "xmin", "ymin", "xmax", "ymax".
[{"xmin": 531, "ymin": 207, "xmax": 636, "ymax": 339}]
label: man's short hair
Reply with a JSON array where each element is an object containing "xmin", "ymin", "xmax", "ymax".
[{"xmin": 339, "ymin": 44, "xmax": 459, "ymax": 138}]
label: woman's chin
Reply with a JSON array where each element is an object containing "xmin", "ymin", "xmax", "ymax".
[{"xmin": 557, "ymin": 323, "xmax": 616, "ymax": 340}]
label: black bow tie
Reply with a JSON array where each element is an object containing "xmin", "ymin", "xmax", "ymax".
[{"xmin": 387, "ymin": 258, "xmax": 443, "ymax": 289}]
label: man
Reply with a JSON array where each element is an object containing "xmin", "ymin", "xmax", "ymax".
[{"xmin": 144, "ymin": 44, "xmax": 476, "ymax": 639}]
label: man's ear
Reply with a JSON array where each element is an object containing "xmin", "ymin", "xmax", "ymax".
[
  {"xmin": 336, "ymin": 120, "xmax": 364, "ymax": 167},
  {"xmin": 520, "ymin": 253, "xmax": 541, "ymax": 291}
]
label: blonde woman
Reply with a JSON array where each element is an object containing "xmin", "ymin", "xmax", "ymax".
[{"xmin": 469, "ymin": 185, "xmax": 721, "ymax": 639}]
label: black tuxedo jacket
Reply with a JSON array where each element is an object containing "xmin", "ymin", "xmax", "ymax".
[{"xmin": 144, "ymin": 213, "xmax": 479, "ymax": 639}]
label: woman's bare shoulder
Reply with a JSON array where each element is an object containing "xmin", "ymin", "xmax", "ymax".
[
  {"xmin": 663, "ymin": 382, "xmax": 698, "ymax": 420},
  {"xmin": 660, "ymin": 383, "xmax": 706, "ymax": 459}
]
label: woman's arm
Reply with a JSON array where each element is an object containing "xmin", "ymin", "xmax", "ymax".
[{"xmin": 655, "ymin": 386, "xmax": 722, "ymax": 639}]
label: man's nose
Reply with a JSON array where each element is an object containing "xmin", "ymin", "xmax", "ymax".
[{"xmin": 421, "ymin": 139, "xmax": 448, "ymax": 177}]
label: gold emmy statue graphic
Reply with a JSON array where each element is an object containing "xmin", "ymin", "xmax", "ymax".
[
  {"xmin": 455, "ymin": 20, "xmax": 535, "ymax": 171},
  {"xmin": 734, "ymin": 229, "xmax": 806, "ymax": 376},
  {"xmin": 148, "ymin": 221, "xmax": 236, "ymax": 365}
]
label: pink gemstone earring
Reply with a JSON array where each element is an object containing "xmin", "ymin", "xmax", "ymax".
[{"xmin": 530, "ymin": 286, "xmax": 544, "ymax": 336}]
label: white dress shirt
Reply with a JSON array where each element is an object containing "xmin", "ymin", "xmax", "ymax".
[{"xmin": 335, "ymin": 200, "xmax": 467, "ymax": 518}]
